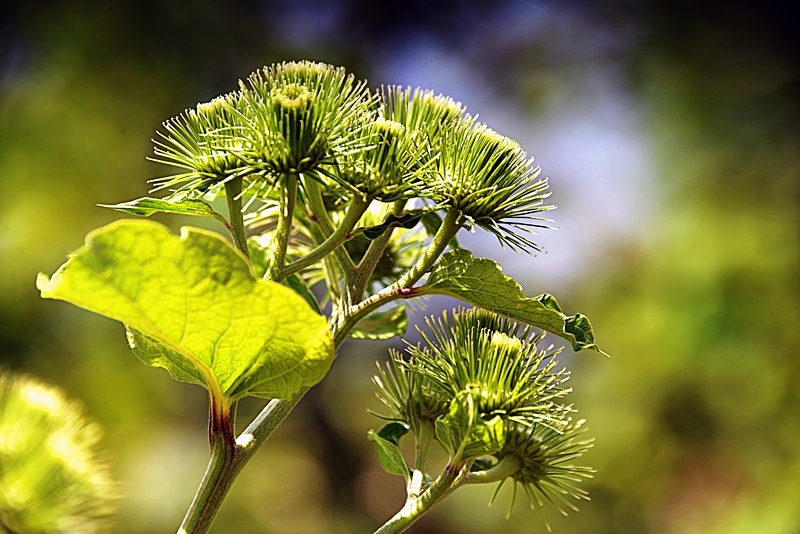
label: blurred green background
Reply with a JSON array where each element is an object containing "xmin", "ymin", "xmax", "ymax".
[{"xmin": 2, "ymin": 1, "xmax": 798, "ymax": 532}]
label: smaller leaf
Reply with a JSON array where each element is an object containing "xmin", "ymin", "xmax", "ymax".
[
  {"xmin": 248, "ymin": 237, "xmax": 274, "ymax": 278},
  {"xmin": 282, "ymin": 273, "xmax": 322, "ymax": 315},
  {"xmin": 360, "ymin": 211, "xmax": 426, "ymax": 240},
  {"xmin": 368, "ymin": 423, "xmax": 411, "ymax": 480},
  {"xmin": 349, "ymin": 306, "xmax": 408, "ymax": 340},
  {"xmin": 378, "ymin": 421, "xmax": 410, "ymax": 445},
  {"xmin": 421, "ymin": 249, "xmax": 605, "ymax": 353},
  {"xmin": 100, "ymin": 197, "xmax": 229, "ymax": 228}
]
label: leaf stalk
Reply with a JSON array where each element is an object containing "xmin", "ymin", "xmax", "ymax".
[
  {"xmin": 224, "ymin": 177, "xmax": 250, "ymax": 261},
  {"xmin": 266, "ymin": 174, "xmax": 298, "ymax": 280}
]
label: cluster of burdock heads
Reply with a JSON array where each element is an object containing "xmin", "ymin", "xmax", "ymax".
[
  {"xmin": 17, "ymin": 60, "xmax": 601, "ymax": 532},
  {"xmin": 149, "ymin": 60, "xmax": 596, "ymax": 529}
]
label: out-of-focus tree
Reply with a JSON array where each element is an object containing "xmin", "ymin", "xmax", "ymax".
[{"xmin": 564, "ymin": 3, "xmax": 800, "ymax": 533}]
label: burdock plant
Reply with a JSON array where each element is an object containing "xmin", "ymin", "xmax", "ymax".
[{"xmin": 36, "ymin": 60, "xmax": 605, "ymax": 532}]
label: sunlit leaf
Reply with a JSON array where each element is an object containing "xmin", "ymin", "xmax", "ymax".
[
  {"xmin": 420, "ymin": 249, "xmax": 604, "ymax": 353},
  {"xmin": 37, "ymin": 220, "xmax": 334, "ymax": 401}
]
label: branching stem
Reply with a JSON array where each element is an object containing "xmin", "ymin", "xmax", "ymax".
[
  {"xmin": 350, "ymin": 199, "xmax": 407, "ymax": 300},
  {"xmin": 181, "ymin": 197, "xmax": 462, "ymax": 532},
  {"xmin": 304, "ymin": 178, "xmax": 357, "ymax": 275},
  {"xmin": 334, "ymin": 207, "xmax": 464, "ymax": 346},
  {"xmin": 394, "ymin": 207, "xmax": 463, "ymax": 289},
  {"xmin": 375, "ymin": 461, "xmax": 472, "ymax": 534},
  {"xmin": 279, "ymin": 195, "xmax": 369, "ymax": 281},
  {"xmin": 177, "ymin": 205, "xmax": 463, "ymax": 532}
]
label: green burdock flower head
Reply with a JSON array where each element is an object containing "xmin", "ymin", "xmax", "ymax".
[
  {"xmin": 148, "ymin": 61, "xmax": 375, "ymax": 200},
  {"xmin": 332, "ymin": 118, "xmax": 431, "ymax": 201},
  {"xmin": 379, "ymin": 86, "xmax": 467, "ymax": 139},
  {"xmin": 0, "ymin": 370, "xmax": 118, "ymax": 533},
  {"xmin": 373, "ymin": 308, "xmax": 571, "ymax": 432},
  {"xmin": 238, "ymin": 60, "xmax": 376, "ymax": 193},
  {"xmin": 490, "ymin": 418, "xmax": 594, "ymax": 529},
  {"xmin": 432, "ymin": 121, "xmax": 556, "ymax": 253},
  {"xmin": 410, "ymin": 308, "xmax": 571, "ymax": 425},
  {"xmin": 150, "ymin": 91, "xmax": 251, "ymax": 198},
  {"xmin": 373, "ymin": 350, "xmax": 445, "ymax": 436},
  {"xmin": 372, "ymin": 309, "xmax": 595, "ymax": 526},
  {"xmin": 377, "ymin": 86, "xmax": 467, "ymax": 183}
]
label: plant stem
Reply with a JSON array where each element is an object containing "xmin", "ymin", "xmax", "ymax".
[
  {"xmin": 322, "ymin": 255, "xmax": 343, "ymax": 302},
  {"xmin": 333, "ymin": 207, "xmax": 464, "ymax": 346},
  {"xmin": 179, "ymin": 395, "xmax": 235, "ymax": 533},
  {"xmin": 350, "ymin": 200, "xmax": 406, "ymax": 300},
  {"xmin": 304, "ymin": 178, "xmax": 357, "ymax": 275},
  {"xmin": 180, "ymin": 205, "xmax": 462, "ymax": 531},
  {"xmin": 463, "ymin": 453, "xmax": 522, "ymax": 485},
  {"xmin": 280, "ymin": 195, "xmax": 369, "ymax": 281},
  {"xmin": 178, "ymin": 389, "xmax": 309, "ymax": 533},
  {"xmin": 303, "ymin": 177, "xmax": 335, "ymax": 235},
  {"xmin": 394, "ymin": 207, "xmax": 463, "ymax": 289},
  {"xmin": 234, "ymin": 388, "xmax": 308, "ymax": 461},
  {"xmin": 408, "ymin": 418, "xmax": 434, "ymax": 499},
  {"xmin": 266, "ymin": 174, "xmax": 297, "ymax": 280},
  {"xmin": 217, "ymin": 176, "xmax": 245, "ymax": 454},
  {"xmin": 375, "ymin": 462, "xmax": 471, "ymax": 534},
  {"xmin": 224, "ymin": 177, "xmax": 250, "ymax": 261}
]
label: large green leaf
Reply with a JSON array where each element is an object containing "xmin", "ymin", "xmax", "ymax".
[
  {"xmin": 37, "ymin": 220, "xmax": 334, "ymax": 401},
  {"xmin": 420, "ymin": 249, "xmax": 604, "ymax": 353}
]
